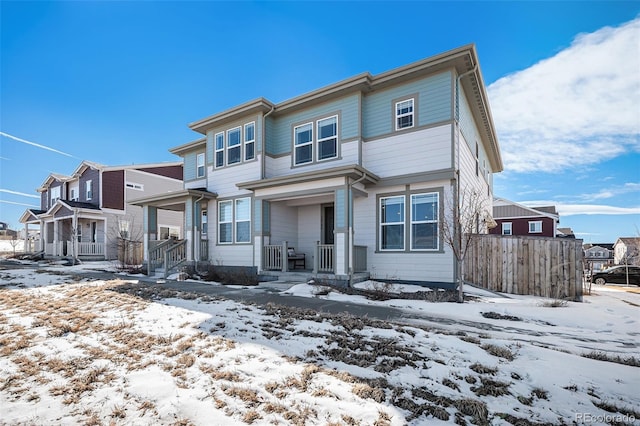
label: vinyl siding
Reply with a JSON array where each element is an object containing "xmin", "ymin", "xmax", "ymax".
[
  {"xmin": 296, "ymin": 204, "xmax": 321, "ymax": 267},
  {"xmin": 123, "ymin": 169, "xmax": 183, "ymax": 211},
  {"xmin": 269, "ymin": 202, "xmax": 299, "ymax": 248},
  {"xmin": 102, "ymin": 170, "xmax": 125, "ymax": 210},
  {"xmin": 458, "ymin": 84, "xmax": 491, "ymax": 176},
  {"xmin": 267, "ymin": 94, "xmax": 359, "ymax": 156},
  {"xmin": 362, "ymin": 71, "xmax": 452, "ymax": 139},
  {"xmin": 362, "ymin": 124, "xmax": 451, "ymax": 178},
  {"xmin": 79, "ymin": 168, "xmax": 100, "ymax": 206},
  {"xmin": 265, "ymin": 140, "xmax": 359, "ymax": 178},
  {"xmin": 206, "ymin": 158, "xmax": 261, "ymax": 198},
  {"xmin": 353, "ymin": 182, "xmax": 455, "ymax": 283}
]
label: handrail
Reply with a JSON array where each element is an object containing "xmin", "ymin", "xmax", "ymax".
[
  {"xmin": 148, "ymin": 238, "xmax": 179, "ymax": 275},
  {"xmin": 164, "ymin": 240, "xmax": 187, "ymax": 278}
]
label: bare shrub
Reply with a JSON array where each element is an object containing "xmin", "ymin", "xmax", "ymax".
[
  {"xmin": 352, "ymin": 383, "xmax": 385, "ymax": 403},
  {"xmin": 582, "ymin": 351, "xmax": 640, "ymax": 367},
  {"xmin": 481, "ymin": 343, "xmax": 515, "ymax": 361}
]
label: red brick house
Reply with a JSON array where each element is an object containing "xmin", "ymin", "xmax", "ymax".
[{"xmin": 489, "ymin": 198, "xmax": 559, "ymax": 238}]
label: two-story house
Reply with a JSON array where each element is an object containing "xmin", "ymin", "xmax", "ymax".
[
  {"xmin": 135, "ymin": 44, "xmax": 503, "ymax": 285},
  {"xmin": 19, "ymin": 160, "xmax": 184, "ymax": 261},
  {"xmin": 583, "ymin": 243, "xmax": 614, "ymax": 272},
  {"xmin": 489, "ymin": 198, "xmax": 559, "ymax": 238},
  {"xmin": 613, "ymin": 237, "xmax": 640, "ymax": 266}
]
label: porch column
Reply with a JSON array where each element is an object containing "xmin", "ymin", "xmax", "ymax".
[
  {"xmin": 71, "ymin": 212, "xmax": 78, "ymax": 259},
  {"xmin": 54, "ymin": 219, "xmax": 60, "ymax": 256},
  {"xmin": 254, "ymin": 200, "xmax": 270, "ymax": 273},
  {"xmin": 143, "ymin": 205, "xmax": 157, "ymax": 262},
  {"xmin": 24, "ymin": 224, "xmax": 29, "ymax": 253},
  {"xmin": 334, "ymin": 187, "xmax": 352, "ymax": 277},
  {"xmin": 185, "ymin": 198, "xmax": 196, "ymax": 261}
]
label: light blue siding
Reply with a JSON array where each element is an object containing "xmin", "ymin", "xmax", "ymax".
[
  {"xmin": 204, "ymin": 114, "xmax": 262, "ymax": 165},
  {"xmin": 335, "ymin": 189, "xmax": 345, "ymax": 228},
  {"xmin": 362, "ymin": 71, "xmax": 452, "ymax": 138},
  {"xmin": 183, "ymin": 151, "xmax": 197, "ymax": 181},
  {"xmin": 267, "ymin": 94, "xmax": 360, "ymax": 156}
]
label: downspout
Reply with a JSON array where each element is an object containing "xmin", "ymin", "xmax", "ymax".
[
  {"xmin": 194, "ymin": 194, "xmax": 206, "ymax": 272},
  {"xmin": 347, "ymin": 171, "xmax": 368, "ymax": 287},
  {"xmin": 454, "ymin": 64, "xmax": 477, "ymax": 301},
  {"xmin": 261, "ymin": 105, "xmax": 276, "ymax": 180}
]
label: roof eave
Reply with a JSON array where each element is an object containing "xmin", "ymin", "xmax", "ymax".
[{"xmin": 188, "ymin": 98, "xmax": 276, "ymax": 135}]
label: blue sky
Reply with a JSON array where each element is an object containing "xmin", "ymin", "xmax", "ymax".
[{"xmin": 1, "ymin": 1, "xmax": 638, "ymax": 244}]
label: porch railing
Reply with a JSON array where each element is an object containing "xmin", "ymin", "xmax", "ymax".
[
  {"xmin": 148, "ymin": 239, "xmax": 175, "ymax": 275},
  {"xmin": 78, "ymin": 242, "xmax": 105, "ymax": 256},
  {"xmin": 316, "ymin": 243, "xmax": 334, "ymax": 273},
  {"xmin": 354, "ymin": 245, "xmax": 367, "ymax": 273},
  {"xmin": 165, "ymin": 240, "xmax": 187, "ymax": 278},
  {"xmin": 263, "ymin": 244, "xmax": 283, "ymax": 271}
]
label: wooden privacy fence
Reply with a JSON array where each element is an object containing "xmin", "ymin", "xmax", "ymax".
[{"xmin": 464, "ymin": 235, "xmax": 584, "ymax": 301}]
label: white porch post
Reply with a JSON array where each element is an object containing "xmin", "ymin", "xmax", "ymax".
[
  {"xmin": 185, "ymin": 198, "xmax": 196, "ymax": 261},
  {"xmin": 54, "ymin": 219, "xmax": 60, "ymax": 256},
  {"xmin": 72, "ymin": 212, "xmax": 78, "ymax": 259},
  {"xmin": 24, "ymin": 224, "xmax": 29, "ymax": 252},
  {"xmin": 254, "ymin": 200, "xmax": 269, "ymax": 273},
  {"xmin": 333, "ymin": 187, "xmax": 350, "ymax": 277}
]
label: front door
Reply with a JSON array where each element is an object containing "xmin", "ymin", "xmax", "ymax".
[{"xmin": 322, "ymin": 205, "xmax": 334, "ymax": 245}]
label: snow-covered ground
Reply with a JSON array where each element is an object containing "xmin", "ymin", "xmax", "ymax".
[{"xmin": 0, "ymin": 260, "xmax": 638, "ymax": 425}]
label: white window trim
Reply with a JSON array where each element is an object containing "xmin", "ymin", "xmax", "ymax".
[
  {"xmin": 294, "ymin": 122, "xmax": 314, "ymax": 165},
  {"xmin": 196, "ymin": 152, "xmax": 206, "ymax": 178},
  {"xmin": 215, "ymin": 132, "xmax": 225, "ymax": 168},
  {"xmin": 502, "ymin": 222, "xmax": 512, "ymax": 236},
  {"xmin": 244, "ymin": 122, "xmax": 255, "ymax": 161},
  {"xmin": 410, "ymin": 193, "xmax": 439, "ymax": 251},
  {"xmin": 201, "ymin": 210, "xmax": 208, "ymax": 236},
  {"xmin": 226, "ymin": 127, "xmax": 242, "ymax": 165},
  {"xmin": 529, "ymin": 221, "xmax": 543, "ymax": 233},
  {"xmin": 316, "ymin": 115, "xmax": 338, "ymax": 162},
  {"xmin": 395, "ymin": 98, "xmax": 414, "ymax": 131},
  {"xmin": 50, "ymin": 186, "xmax": 61, "ymax": 207},
  {"xmin": 234, "ymin": 198, "xmax": 251, "ymax": 243},
  {"xmin": 218, "ymin": 198, "xmax": 251, "ymax": 244},
  {"xmin": 86, "ymin": 180, "xmax": 93, "ymax": 200},
  {"xmin": 218, "ymin": 200, "xmax": 233, "ymax": 244},
  {"xmin": 379, "ymin": 195, "xmax": 405, "ymax": 251}
]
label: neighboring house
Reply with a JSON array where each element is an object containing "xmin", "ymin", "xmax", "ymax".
[
  {"xmin": 19, "ymin": 160, "xmax": 184, "ymax": 260},
  {"xmin": 583, "ymin": 243, "xmax": 614, "ymax": 271},
  {"xmin": 489, "ymin": 198, "xmax": 559, "ymax": 238},
  {"xmin": 613, "ymin": 237, "xmax": 640, "ymax": 266},
  {"xmin": 0, "ymin": 222, "xmax": 18, "ymax": 239},
  {"xmin": 135, "ymin": 44, "xmax": 503, "ymax": 285}
]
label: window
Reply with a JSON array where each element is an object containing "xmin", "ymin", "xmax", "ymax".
[
  {"xmin": 50, "ymin": 186, "xmax": 61, "ymax": 207},
  {"xmin": 196, "ymin": 153, "xmax": 205, "ymax": 178},
  {"xmin": 218, "ymin": 201, "xmax": 233, "ymax": 244},
  {"xmin": 76, "ymin": 225, "xmax": 82, "ymax": 242},
  {"xmin": 215, "ymin": 132, "xmax": 224, "ymax": 168},
  {"xmin": 227, "ymin": 127, "xmax": 241, "ymax": 165},
  {"xmin": 119, "ymin": 220, "xmax": 130, "ymax": 239},
  {"xmin": 294, "ymin": 122, "xmax": 313, "ymax": 165},
  {"xmin": 502, "ymin": 222, "xmax": 512, "ymax": 236},
  {"xmin": 529, "ymin": 221, "xmax": 542, "ymax": 233},
  {"xmin": 201, "ymin": 210, "xmax": 208, "ymax": 236},
  {"xmin": 411, "ymin": 193, "xmax": 438, "ymax": 250},
  {"xmin": 380, "ymin": 196, "xmax": 405, "ymax": 250},
  {"xmin": 244, "ymin": 122, "xmax": 255, "ymax": 161},
  {"xmin": 159, "ymin": 226, "xmax": 180, "ymax": 240},
  {"xmin": 125, "ymin": 182, "xmax": 144, "ymax": 191},
  {"xmin": 235, "ymin": 198, "xmax": 251, "ymax": 243},
  {"xmin": 395, "ymin": 99, "xmax": 414, "ymax": 130},
  {"xmin": 70, "ymin": 187, "xmax": 78, "ymax": 201},
  {"xmin": 317, "ymin": 116, "xmax": 337, "ymax": 161},
  {"xmin": 218, "ymin": 198, "xmax": 251, "ymax": 244},
  {"xmin": 85, "ymin": 180, "xmax": 93, "ymax": 200}
]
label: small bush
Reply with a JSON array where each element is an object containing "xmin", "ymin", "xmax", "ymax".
[{"xmin": 582, "ymin": 351, "xmax": 640, "ymax": 367}]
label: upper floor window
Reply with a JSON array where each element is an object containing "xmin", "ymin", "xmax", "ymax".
[
  {"xmin": 196, "ymin": 153, "xmax": 206, "ymax": 178},
  {"xmin": 244, "ymin": 122, "xmax": 255, "ymax": 161},
  {"xmin": 70, "ymin": 187, "xmax": 78, "ymax": 201},
  {"xmin": 85, "ymin": 180, "xmax": 93, "ymax": 201},
  {"xmin": 227, "ymin": 127, "xmax": 241, "ymax": 165},
  {"xmin": 293, "ymin": 115, "xmax": 339, "ymax": 166},
  {"xmin": 502, "ymin": 222, "xmax": 512, "ymax": 236},
  {"xmin": 50, "ymin": 186, "xmax": 60, "ymax": 207},
  {"xmin": 294, "ymin": 122, "xmax": 313, "ymax": 165},
  {"xmin": 215, "ymin": 132, "xmax": 224, "ymax": 168},
  {"xmin": 317, "ymin": 116, "xmax": 337, "ymax": 161},
  {"xmin": 395, "ymin": 98, "xmax": 414, "ymax": 130},
  {"xmin": 125, "ymin": 182, "xmax": 144, "ymax": 191},
  {"xmin": 529, "ymin": 221, "xmax": 542, "ymax": 233}
]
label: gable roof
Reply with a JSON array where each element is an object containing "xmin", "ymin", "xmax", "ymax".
[
  {"xmin": 186, "ymin": 44, "xmax": 502, "ymax": 172},
  {"xmin": 493, "ymin": 198, "xmax": 559, "ymax": 221},
  {"xmin": 614, "ymin": 237, "xmax": 640, "ymax": 247}
]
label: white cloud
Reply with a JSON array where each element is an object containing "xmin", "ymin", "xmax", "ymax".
[
  {"xmin": 488, "ymin": 17, "xmax": 640, "ymax": 173},
  {"xmin": 522, "ymin": 200, "xmax": 640, "ymax": 216},
  {"xmin": 0, "ymin": 189, "xmax": 40, "ymax": 199},
  {"xmin": 0, "ymin": 132, "xmax": 78, "ymax": 159},
  {"xmin": 0, "ymin": 199, "xmax": 39, "ymax": 208}
]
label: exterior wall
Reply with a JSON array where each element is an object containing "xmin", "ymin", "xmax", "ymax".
[
  {"xmin": 362, "ymin": 71, "xmax": 452, "ymax": 139},
  {"xmin": 136, "ymin": 165, "xmax": 183, "ymax": 180},
  {"xmin": 206, "ymin": 114, "xmax": 263, "ymax": 167},
  {"xmin": 79, "ymin": 167, "xmax": 100, "ymax": 206},
  {"xmin": 46, "ymin": 181, "xmax": 65, "ymax": 209},
  {"xmin": 124, "ymin": 169, "xmax": 183, "ymax": 204},
  {"xmin": 490, "ymin": 217, "xmax": 556, "ymax": 238},
  {"xmin": 353, "ymin": 180, "xmax": 455, "ymax": 283},
  {"xmin": 363, "ymin": 124, "xmax": 451, "ymax": 178},
  {"xmin": 183, "ymin": 148, "xmax": 206, "ymax": 183},
  {"xmin": 103, "ymin": 170, "xmax": 125, "ymax": 210},
  {"xmin": 265, "ymin": 140, "xmax": 360, "ymax": 178},
  {"xmin": 206, "ymin": 160, "xmax": 260, "ymax": 199}
]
